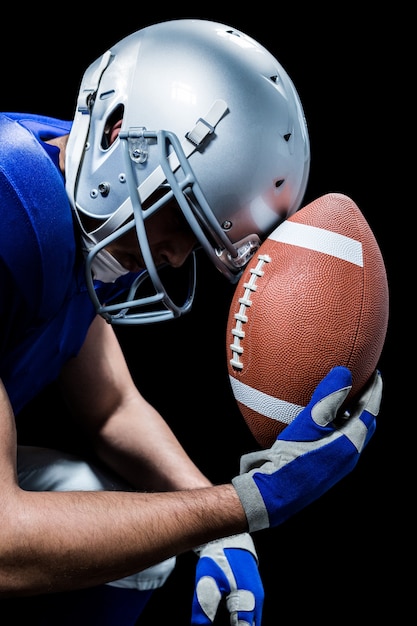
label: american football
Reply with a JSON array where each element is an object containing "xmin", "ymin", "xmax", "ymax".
[{"xmin": 226, "ymin": 193, "xmax": 389, "ymax": 448}]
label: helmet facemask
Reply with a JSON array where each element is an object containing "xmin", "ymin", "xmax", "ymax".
[{"xmin": 65, "ymin": 19, "xmax": 310, "ymax": 325}]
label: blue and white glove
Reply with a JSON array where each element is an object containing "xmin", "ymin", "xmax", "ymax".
[
  {"xmin": 232, "ymin": 366, "xmax": 382, "ymax": 532},
  {"xmin": 191, "ymin": 533, "xmax": 264, "ymax": 625}
]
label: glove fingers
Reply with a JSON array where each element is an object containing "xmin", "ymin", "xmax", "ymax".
[
  {"xmin": 227, "ymin": 589, "xmax": 258, "ymax": 625},
  {"xmin": 347, "ymin": 369, "xmax": 383, "ymax": 424},
  {"xmin": 309, "ymin": 366, "xmax": 352, "ymax": 426},
  {"xmin": 192, "ymin": 535, "xmax": 263, "ymax": 625},
  {"xmin": 333, "ymin": 370, "xmax": 381, "ymax": 453},
  {"xmin": 193, "ymin": 576, "xmax": 222, "ymax": 623},
  {"xmin": 278, "ymin": 366, "xmax": 352, "ymax": 442}
]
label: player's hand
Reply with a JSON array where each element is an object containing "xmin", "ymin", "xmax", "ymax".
[
  {"xmin": 191, "ymin": 533, "xmax": 263, "ymax": 625},
  {"xmin": 232, "ymin": 366, "xmax": 382, "ymax": 532}
]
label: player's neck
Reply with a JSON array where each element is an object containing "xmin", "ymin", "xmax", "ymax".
[{"xmin": 45, "ymin": 134, "xmax": 69, "ymax": 175}]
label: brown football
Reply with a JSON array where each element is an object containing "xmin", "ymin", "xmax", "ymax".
[{"xmin": 226, "ymin": 193, "xmax": 389, "ymax": 448}]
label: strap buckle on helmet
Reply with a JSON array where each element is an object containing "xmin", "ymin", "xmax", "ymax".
[{"xmin": 186, "ymin": 99, "xmax": 228, "ymax": 147}]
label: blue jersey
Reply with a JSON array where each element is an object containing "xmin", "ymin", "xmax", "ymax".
[{"xmin": 0, "ymin": 112, "xmax": 98, "ymax": 414}]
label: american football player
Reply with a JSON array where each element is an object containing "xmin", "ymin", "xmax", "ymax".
[{"xmin": 0, "ymin": 19, "xmax": 381, "ymax": 625}]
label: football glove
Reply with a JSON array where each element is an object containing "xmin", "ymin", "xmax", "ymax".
[
  {"xmin": 232, "ymin": 366, "xmax": 382, "ymax": 532},
  {"xmin": 191, "ymin": 533, "xmax": 263, "ymax": 625}
]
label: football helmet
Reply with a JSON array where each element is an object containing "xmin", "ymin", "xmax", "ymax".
[{"xmin": 65, "ymin": 19, "xmax": 310, "ymax": 324}]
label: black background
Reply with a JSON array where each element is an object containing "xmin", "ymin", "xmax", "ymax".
[{"xmin": 2, "ymin": 6, "xmax": 401, "ymax": 624}]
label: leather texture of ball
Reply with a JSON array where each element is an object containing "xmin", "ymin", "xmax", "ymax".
[{"xmin": 226, "ymin": 193, "xmax": 389, "ymax": 448}]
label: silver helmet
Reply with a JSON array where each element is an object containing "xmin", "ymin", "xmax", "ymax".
[{"xmin": 65, "ymin": 19, "xmax": 310, "ymax": 324}]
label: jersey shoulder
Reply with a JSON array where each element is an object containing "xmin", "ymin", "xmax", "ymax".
[
  {"xmin": 2, "ymin": 111, "xmax": 72, "ymax": 138},
  {"xmin": 0, "ymin": 113, "xmax": 77, "ymax": 316}
]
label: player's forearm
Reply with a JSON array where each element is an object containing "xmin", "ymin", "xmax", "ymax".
[
  {"xmin": 0, "ymin": 483, "xmax": 246, "ymax": 597},
  {"xmin": 90, "ymin": 394, "xmax": 214, "ymax": 492}
]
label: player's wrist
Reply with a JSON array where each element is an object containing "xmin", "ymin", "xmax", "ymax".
[{"xmin": 232, "ymin": 474, "xmax": 270, "ymax": 533}]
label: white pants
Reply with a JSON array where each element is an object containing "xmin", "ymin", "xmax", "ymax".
[{"xmin": 17, "ymin": 445, "xmax": 176, "ymax": 591}]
